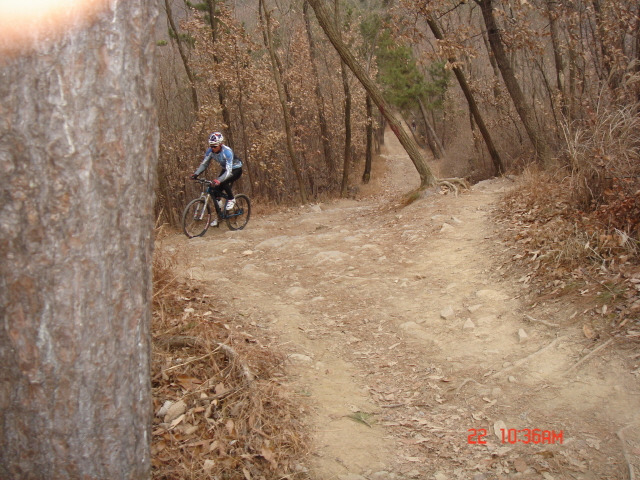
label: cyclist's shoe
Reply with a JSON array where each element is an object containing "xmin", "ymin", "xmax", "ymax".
[
  {"xmin": 210, "ymin": 219, "xmax": 218, "ymax": 227},
  {"xmin": 217, "ymin": 199, "xmax": 225, "ymax": 209},
  {"xmin": 226, "ymin": 198, "xmax": 235, "ymax": 210}
]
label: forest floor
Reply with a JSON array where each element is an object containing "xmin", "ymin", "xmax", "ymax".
[{"xmin": 157, "ymin": 129, "xmax": 640, "ymax": 480}]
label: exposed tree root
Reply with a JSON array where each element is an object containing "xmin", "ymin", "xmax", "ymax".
[
  {"xmin": 454, "ymin": 377, "xmax": 484, "ymax": 396},
  {"xmin": 488, "ymin": 337, "xmax": 563, "ymax": 378},
  {"xmin": 565, "ymin": 337, "xmax": 615, "ymax": 375},
  {"xmin": 436, "ymin": 177, "xmax": 470, "ymax": 196},
  {"xmin": 403, "ymin": 178, "xmax": 470, "ymax": 206},
  {"xmin": 524, "ymin": 314, "xmax": 560, "ymax": 328}
]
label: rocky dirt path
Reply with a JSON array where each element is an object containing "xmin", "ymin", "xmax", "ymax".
[{"xmin": 162, "ymin": 131, "xmax": 640, "ymax": 480}]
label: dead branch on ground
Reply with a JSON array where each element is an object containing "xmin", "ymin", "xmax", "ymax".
[
  {"xmin": 524, "ymin": 314, "xmax": 560, "ymax": 328},
  {"xmin": 156, "ymin": 335, "xmax": 255, "ymax": 384},
  {"xmin": 488, "ymin": 337, "xmax": 563, "ymax": 378},
  {"xmin": 565, "ymin": 337, "xmax": 616, "ymax": 375}
]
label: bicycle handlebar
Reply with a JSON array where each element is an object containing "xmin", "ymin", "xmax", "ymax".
[{"xmin": 192, "ymin": 178, "xmax": 213, "ymax": 185}]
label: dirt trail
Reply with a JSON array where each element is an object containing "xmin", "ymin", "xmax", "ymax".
[{"xmin": 163, "ymin": 130, "xmax": 640, "ymax": 480}]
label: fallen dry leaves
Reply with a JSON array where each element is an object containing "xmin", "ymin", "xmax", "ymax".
[
  {"xmin": 494, "ymin": 170, "xmax": 640, "ymax": 341},
  {"xmin": 152, "ymin": 244, "xmax": 310, "ymax": 479}
]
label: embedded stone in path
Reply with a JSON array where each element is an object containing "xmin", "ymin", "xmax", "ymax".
[{"xmin": 440, "ymin": 306, "xmax": 455, "ymax": 320}]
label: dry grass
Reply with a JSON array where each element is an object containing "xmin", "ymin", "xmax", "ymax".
[
  {"xmin": 495, "ymin": 88, "xmax": 640, "ymax": 337},
  {"xmin": 561, "ymin": 101, "xmax": 640, "ymax": 213},
  {"xmin": 494, "ymin": 165, "xmax": 640, "ymax": 339},
  {"xmin": 151, "ymin": 241, "xmax": 311, "ymax": 480}
]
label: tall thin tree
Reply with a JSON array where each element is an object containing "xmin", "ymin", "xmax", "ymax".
[
  {"xmin": 259, "ymin": 0, "xmax": 308, "ymax": 203},
  {"xmin": 545, "ymin": 0, "xmax": 567, "ymax": 117},
  {"xmin": 165, "ymin": 0, "xmax": 199, "ymax": 112},
  {"xmin": 418, "ymin": 98, "xmax": 445, "ymax": 159},
  {"xmin": 303, "ymin": 0, "xmax": 335, "ymax": 176},
  {"xmin": 206, "ymin": 0, "xmax": 235, "ymax": 147},
  {"xmin": 335, "ymin": 0, "xmax": 353, "ymax": 197},
  {"xmin": 424, "ymin": 13, "xmax": 504, "ymax": 175},
  {"xmin": 475, "ymin": 0, "xmax": 551, "ymax": 164},
  {"xmin": 308, "ymin": 0, "xmax": 437, "ymax": 189}
]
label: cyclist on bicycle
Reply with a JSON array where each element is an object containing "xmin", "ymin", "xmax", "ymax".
[{"xmin": 191, "ymin": 132, "xmax": 243, "ymax": 227}]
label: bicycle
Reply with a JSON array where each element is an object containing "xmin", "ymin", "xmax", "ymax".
[{"xmin": 182, "ymin": 178, "xmax": 251, "ymax": 238}]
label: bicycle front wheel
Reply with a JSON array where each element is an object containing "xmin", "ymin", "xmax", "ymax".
[
  {"xmin": 182, "ymin": 199, "xmax": 211, "ymax": 238},
  {"xmin": 225, "ymin": 194, "xmax": 251, "ymax": 231}
]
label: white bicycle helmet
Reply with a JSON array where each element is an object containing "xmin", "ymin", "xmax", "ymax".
[{"xmin": 208, "ymin": 132, "xmax": 224, "ymax": 146}]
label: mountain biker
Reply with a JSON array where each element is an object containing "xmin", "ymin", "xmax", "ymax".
[{"xmin": 191, "ymin": 132, "xmax": 243, "ymax": 227}]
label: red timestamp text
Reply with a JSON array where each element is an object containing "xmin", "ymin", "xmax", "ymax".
[{"xmin": 467, "ymin": 428, "xmax": 564, "ymax": 445}]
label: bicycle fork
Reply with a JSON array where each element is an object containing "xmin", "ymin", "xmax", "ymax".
[{"xmin": 194, "ymin": 195, "xmax": 211, "ymax": 220}]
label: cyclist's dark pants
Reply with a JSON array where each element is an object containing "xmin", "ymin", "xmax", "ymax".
[{"xmin": 218, "ymin": 167, "xmax": 242, "ymax": 200}]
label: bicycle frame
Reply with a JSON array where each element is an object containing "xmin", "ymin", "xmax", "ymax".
[
  {"xmin": 191, "ymin": 181, "xmax": 222, "ymax": 219},
  {"xmin": 193, "ymin": 192, "xmax": 212, "ymax": 220},
  {"xmin": 205, "ymin": 184, "xmax": 243, "ymax": 220},
  {"xmin": 183, "ymin": 178, "xmax": 250, "ymax": 236}
]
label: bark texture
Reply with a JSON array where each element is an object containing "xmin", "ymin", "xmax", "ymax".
[{"xmin": 0, "ymin": 1, "xmax": 158, "ymax": 478}]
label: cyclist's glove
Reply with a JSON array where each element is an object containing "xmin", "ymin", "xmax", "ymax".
[
  {"xmin": 190, "ymin": 173, "xmax": 199, "ymax": 180},
  {"xmin": 212, "ymin": 179, "xmax": 220, "ymax": 186}
]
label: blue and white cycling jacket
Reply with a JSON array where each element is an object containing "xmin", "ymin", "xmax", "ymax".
[{"xmin": 194, "ymin": 145, "xmax": 242, "ymax": 183}]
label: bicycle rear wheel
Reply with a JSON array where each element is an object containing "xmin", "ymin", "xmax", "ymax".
[
  {"xmin": 182, "ymin": 199, "xmax": 211, "ymax": 238},
  {"xmin": 225, "ymin": 194, "xmax": 251, "ymax": 231}
]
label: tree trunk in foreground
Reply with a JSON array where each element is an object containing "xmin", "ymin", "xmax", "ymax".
[
  {"xmin": 307, "ymin": 0, "xmax": 437, "ymax": 189},
  {"xmin": 0, "ymin": 1, "xmax": 158, "ymax": 478}
]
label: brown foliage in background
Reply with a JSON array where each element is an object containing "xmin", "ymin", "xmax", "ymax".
[{"xmin": 155, "ymin": 2, "xmax": 373, "ymax": 227}]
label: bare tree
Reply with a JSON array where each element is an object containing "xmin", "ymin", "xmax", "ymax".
[
  {"xmin": 303, "ymin": 0, "xmax": 335, "ymax": 175},
  {"xmin": 0, "ymin": 1, "xmax": 158, "ymax": 478},
  {"xmin": 307, "ymin": 0, "xmax": 438, "ymax": 189},
  {"xmin": 424, "ymin": 13, "xmax": 505, "ymax": 175},
  {"xmin": 165, "ymin": 0, "xmax": 199, "ymax": 112},
  {"xmin": 545, "ymin": 0, "xmax": 567, "ymax": 117},
  {"xmin": 418, "ymin": 98, "xmax": 445, "ymax": 159},
  {"xmin": 363, "ymin": 94, "xmax": 374, "ymax": 183},
  {"xmin": 205, "ymin": 0, "xmax": 235, "ymax": 147},
  {"xmin": 259, "ymin": 0, "xmax": 308, "ymax": 203},
  {"xmin": 475, "ymin": 0, "xmax": 551, "ymax": 164},
  {"xmin": 335, "ymin": 0, "xmax": 353, "ymax": 197}
]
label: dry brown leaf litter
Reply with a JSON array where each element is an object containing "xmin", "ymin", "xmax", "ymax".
[
  {"xmin": 493, "ymin": 170, "xmax": 640, "ymax": 341},
  {"xmin": 152, "ymin": 242, "xmax": 310, "ymax": 480}
]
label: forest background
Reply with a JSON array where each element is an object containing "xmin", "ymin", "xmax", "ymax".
[{"xmin": 156, "ymin": 0, "xmax": 639, "ymax": 247}]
